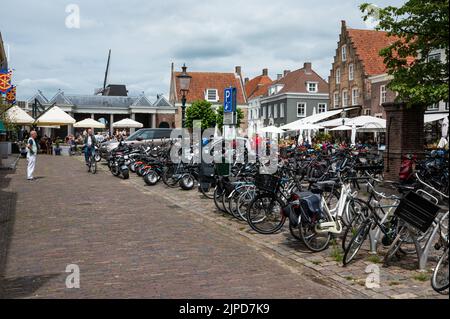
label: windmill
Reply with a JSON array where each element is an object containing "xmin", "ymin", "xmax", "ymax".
[{"xmin": 94, "ymin": 49, "xmax": 111, "ymax": 95}]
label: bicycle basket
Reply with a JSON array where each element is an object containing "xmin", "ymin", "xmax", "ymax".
[
  {"xmin": 216, "ymin": 163, "xmax": 231, "ymax": 176},
  {"xmin": 255, "ymin": 174, "xmax": 280, "ymax": 193},
  {"xmin": 394, "ymin": 191, "xmax": 441, "ymax": 233}
]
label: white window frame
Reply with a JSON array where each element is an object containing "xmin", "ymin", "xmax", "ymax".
[
  {"xmin": 363, "ymin": 109, "xmax": 371, "ymax": 116},
  {"xmin": 351, "ymin": 87, "xmax": 359, "ymax": 106},
  {"xmin": 348, "ymin": 63, "xmax": 354, "ymax": 81},
  {"xmin": 205, "ymin": 89, "xmax": 218, "ymax": 102},
  {"xmin": 342, "ymin": 90, "xmax": 348, "ymax": 107},
  {"xmin": 274, "ymin": 104, "xmax": 278, "ymax": 119},
  {"xmin": 280, "ymin": 103, "xmax": 285, "ymax": 118},
  {"xmin": 342, "ymin": 45, "xmax": 347, "ymax": 61},
  {"xmin": 297, "ymin": 102, "xmax": 306, "ymax": 118},
  {"xmin": 333, "ymin": 92, "xmax": 339, "ymax": 108},
  {"xmin": 262, "ymin": 106, "xmax": 266, "ymax": 119},
  {"xmin": 307, "ymin": 82, "xmax": 318, "ymax": 93},
  {"xmin": 374, "ymin": 113, "xmax": 383, "ymax": 118},
  {"xmin": 336, "ymin": 68, "xmax": 341, "ymax": 84},
  {"xmin": 318, "ymin": 103, "xmax": 327, "ymax": 113},
  {"xmin": 268, "ymin": 105, "xmax": 272, "ymax": 118},
  {"xmin": 380, "ymin": 85, "xmax": 387, "ymax": 104},
  {"xmin": 445, "ymin": 102, "xmax": 449, "ymax": 110},
  {"xmin": 428, "ymin": 103, "xmax": 439, "ymax": 110}
]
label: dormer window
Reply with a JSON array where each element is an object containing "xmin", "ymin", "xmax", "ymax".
[
  {"xmin": 205, "ymin": 89, "xmax": 218, "ymax": 102},
  {"xmin": 307, "ymin": 82, "xmax": 318, "ymax": 93}
]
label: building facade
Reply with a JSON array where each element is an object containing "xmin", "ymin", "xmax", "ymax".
[
  {"xmin": 26, "ymin": 88, "xmax": 176, "ymax": 137},
  {"xmin": 169, "ymin": 64, "xmax": 248, "ymax": 129},
  {"xmin": 328, "ymin": 21, "xmax": 404, "ymax": 117},
  {"xmin": 260, "ymin": 62, "xmax": 329, "ymax": 127},
  {"xmin": 245, "ymin": 68, "xmax": 272, "ymax": 136}
]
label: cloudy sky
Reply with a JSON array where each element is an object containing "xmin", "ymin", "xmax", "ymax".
[{"xmin": 1, "ymin": 0, "xmax": 404, "ymax": 101}]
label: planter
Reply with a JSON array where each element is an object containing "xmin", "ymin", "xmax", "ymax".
[
  {"xmin": 0, "ymin": 141, "xmax": 12, "ymax": 159},
  {"xmin": 60, "ymin": 145, "xmax": 71, "ymax": 156},
  {"xmin": 54, "ymin": 147, "xmax": 62, "ymax": 156}
]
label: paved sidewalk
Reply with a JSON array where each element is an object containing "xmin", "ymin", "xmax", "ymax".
[{"xmin": 0, "ymin": 155, "xmax": 359, "ymax": 298}]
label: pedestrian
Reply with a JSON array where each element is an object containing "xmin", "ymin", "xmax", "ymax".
[
  {"xmin": 26, "ymin": 130, "xmax": 38, "ymax": 181},
  {"xmin": 83, "ymin": 128, "xmax": 97, "ymax": 165}
]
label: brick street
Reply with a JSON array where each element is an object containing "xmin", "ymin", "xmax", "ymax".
[{"xmin": 0, "ymin": 155, "xmax": 358, "ymax": 298}]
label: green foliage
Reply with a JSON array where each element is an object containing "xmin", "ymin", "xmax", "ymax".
[
  {"xmin": 360, "ymin": 1, "xmax": 449, "ymax": 106},
  {"xmin": 314, "ymin": 132, "xmax": 332, "ymax": 143},
  {"xmin": 184, "ymin": 100, "xmax": 217, "ymax": 130},
  {"xmin": 216, "ymin": 106, "xmax": 244, "ymax": 130},
  {"xmin": 0, "ymin": 96, "xmax": 17, "ymax": 132}
]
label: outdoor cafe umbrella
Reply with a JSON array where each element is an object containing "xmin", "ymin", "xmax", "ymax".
[
  {"xmin": 112, "ymin": 118, "xmax": 143, "ymax": 128},
  {"xmin": 258, "ymin": 126, "xmax": 285, "ymax": 134},
  {"xmin": 74, "ymin": 118, "xmax": 106, "ymax": 129},
  {"xmin": 351, "ymin": 124, "xmax": 357, "ymax": 146},
  {"xmin": 35, "ymin": 105, "xmax": 76, "ymax": 126},
  {"xmin": 438, "ymin": 116, "xmax": 449, "ymax": 148},
  {"xmin": 330, "ymin": 125, "xmax": 352, "ymax": 131},
  {"xmin": 5, "ymin": 105, "xmax": 35, "ymax": 125}
]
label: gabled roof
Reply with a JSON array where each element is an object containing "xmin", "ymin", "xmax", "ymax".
[
  {"xmin": 154, "ymin": 95, "xmax": 173, "ymax": 108},
  {"xmin": 27, "ymin": 91, "xmax": 49, "ymax": 104},
  {"xmin": 131, "ymin": 94, "xmax": 153, "ymax": 107},
  {"xmin": 172, "ymin": 71, "xmax": 247, "ymax": 104},
  {"xmin": 49, "ymin": 90, "xmax": 73, "ymax": 105},
  {"xmin": 346, "ymin": 27, "xmax": 415, "ymax": 76},
  {"xmin": 245, "ymin": 74, "xmax": 272, "ymax": 100},
  {"xmin": 268, "ymin": 63, "xmax": 328, "ymax": 95}
]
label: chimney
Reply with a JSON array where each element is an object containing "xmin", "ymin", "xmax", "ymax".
[
  {"xmin": 277, "ymin": 74, "xmax": 282, "ymax": 80},
  {"xmin": 283, "ymin": 70, "xmax": 291, "ymax": 77},
  {"xmin": 235, "ymin": 66, "xmax": 242, "ymax": 76},
  {"xmin": 245, "ymin": 77, "xmax": 249, "ymax": 84},
  {"xmin": 262, "ymin": 68, "xmax": 268, "ymax": 76},
  {"xmin": 304, "ymin": 62, "xmax": 312, "ymax": 74}
]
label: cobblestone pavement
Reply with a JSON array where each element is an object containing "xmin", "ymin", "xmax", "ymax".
[
  {"xmin": 0, "ymin": 155, "xmax": 365, "ymax": 299},
  {"xmin": 112, "ymin": 161, "xmax": 447, "ymax": 300}
]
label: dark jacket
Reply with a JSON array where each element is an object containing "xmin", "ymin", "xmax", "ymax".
[{"xmin": 83, "ymin": 134, "xmax": 97, "ymax": 147}]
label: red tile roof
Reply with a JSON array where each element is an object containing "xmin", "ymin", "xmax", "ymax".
[
  {"xmin": 245, "ymin": 75, "xmax": 273, "ymax": 100},
  {"xmin": 347, "ymin": 28, "xmax": 414, "ymax": 76},
  {"xmin": 173, "ymin": 72, "xmax": 246, "ymax": 104},
  {"xmin": 270, "ymin": 65, "xmax": 328, "ymax": 95}
]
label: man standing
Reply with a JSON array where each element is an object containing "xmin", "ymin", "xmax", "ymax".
[
  {"xmin": 83, "ymin": 128, "xmax": 97, "ymax": 165},
  {"xmin": 26, "ymin": 130, "xmax": 38, "ymax": 181}
]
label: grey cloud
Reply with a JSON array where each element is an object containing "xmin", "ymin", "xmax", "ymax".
[{"xmin": 0, "ymin": 0, "xmax": 406, "ymax": 100}]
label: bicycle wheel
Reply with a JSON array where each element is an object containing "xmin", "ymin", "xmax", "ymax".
[
  {"xmin": 431, "ymin": 247, "xmax": 449, "ymax": 293},
  {"xmin": 199, "ymin": 182, "xmax": 215, "ymax": 199},
  {"xmin": 343, "ymin": 220, "xmax": 371, "ymax": 266},
  {"xmin": 298, "ymin": 213, "xmax": 332, "ymax": 252},
  {"xmin": 341, "ymin": 212, "xmax": 368, "ymax": 252},
  {"xmin": 90, "ymin": 156, "xmax": 97, "ymax": 174},
  {"xmin": 213, "ymin": 185, "xmax": 226, "ymax": 213},
  {"xmin": 162, "ymin": 166, "xmax": 181, "ymax": 188},
  {"xmin": 246, "ymin": 193, "xmax": 286, "ymax": 234},
  {"xmin": 228, "ymin": 185, "xmax": 253, "ymax": 220},
  {"xmin": 236, "ymin": 186, "xmax": 256, "ymax": 220}
]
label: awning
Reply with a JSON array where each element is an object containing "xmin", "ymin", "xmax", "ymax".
[
  {"xmin": 35, "ymin": 105, "xmax": 76, "ymax": 126},
  {"xmin": 330, "ymin": 125, "xmax": 352, "ymax": 131},
  {"xmin": 5, "ymin": 106, "xmax": 35, "ymax": 125},
  {"xmin": 424, "ymin": 113, "xmax": 448, "ymax": 123}
]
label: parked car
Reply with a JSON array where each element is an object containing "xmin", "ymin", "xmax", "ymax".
[{"xmin": 99, "ymin": 128, "xmax": 174, "ymax": 159}]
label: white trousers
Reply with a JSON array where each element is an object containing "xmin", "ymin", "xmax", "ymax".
[{"xmin": 27, "ymin": 155, "xmax": 36, "ymax": 179}]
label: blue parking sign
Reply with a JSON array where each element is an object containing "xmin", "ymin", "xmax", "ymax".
[{"xmin": 224, "ymin": 87, "xmax": 236, "ymax": 113}]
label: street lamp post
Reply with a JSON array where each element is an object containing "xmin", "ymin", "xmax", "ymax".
[{"xmin": 176, "ymin": 64, "xmax": 192, "ymax": 128}]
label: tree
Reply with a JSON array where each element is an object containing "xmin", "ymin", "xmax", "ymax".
[
  {"xmin": 184, "ymin": 100, "xmax": 217, "ymax": 130},
  {"xmin": 215, "ymin": 106, "xmax": 244, "ymax": 130},
  {"xmin": 361, "ymin": 0, "xmax": 449, "ymax": 106}
]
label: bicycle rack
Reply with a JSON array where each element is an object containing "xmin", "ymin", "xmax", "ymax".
[{"xmin": 409, "ymin": 211, "xmax": 449, "ymax": 271}]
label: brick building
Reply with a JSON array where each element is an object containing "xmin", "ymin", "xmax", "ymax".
[
  {"xmin": 328, "ymin": 21, "xmax": 401, "ymax": 118},
  {"xmin": 169, "ymin": 64, "xmax": 248, "ymax": 129},
  {"xmin": 244, "ymin": 69, "xmax": 272, "ymax": 136}
]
